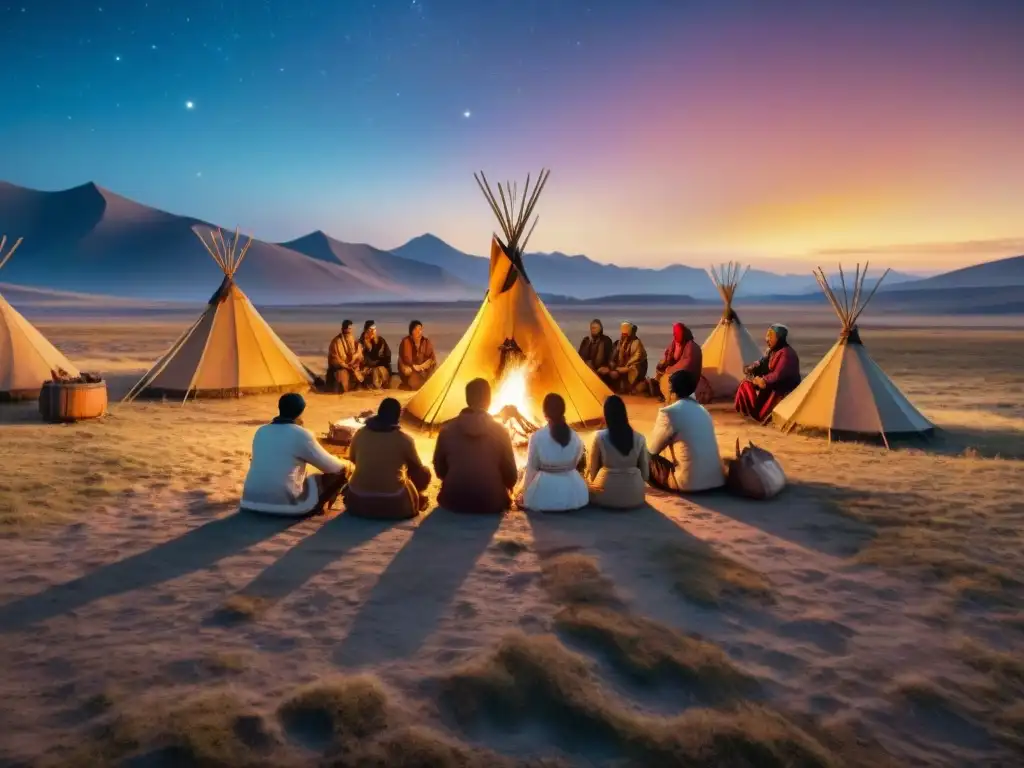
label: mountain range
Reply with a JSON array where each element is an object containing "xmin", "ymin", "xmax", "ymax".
[{"xmin": 0, "ymin": 180, "xmax": 1021, "ymax": 306}]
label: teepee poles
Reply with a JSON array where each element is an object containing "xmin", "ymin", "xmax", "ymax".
[
  {"xmin": 708, "ymin": 261, "xmax": 750, "ymax": 314},
  {"xmin": 813, "ymin": 263, "xmax": 891, "ymax": 333},
  {"xmin": 0, "ymin": 235, "xmax": 24, "ymax": 271},
  {"xmin": 194, "ymin": 226, "xmax": 253, "ymax": 278},
  {"xmin": 474, "ymin": 169, "xmax": 551, "ymax": 263}
]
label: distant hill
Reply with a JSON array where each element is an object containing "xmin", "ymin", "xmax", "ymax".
[
  {"xmin": 880, "ymin": 255, "xmax": 1024, "ymax": 292},
  {"xmin": 280, "ymin": 231, "xmax": 471, "ymax": 299},
  {"xmin": 758, "ymin": 284, "xmax": 1024, "ymax": 315},
  {"xmin": 0, "ymin": 182, "xmax": 472, "ymax": 305},
  {"xmin": 392, "ymin": 234, "xmax": 917, "ymax": 299}
]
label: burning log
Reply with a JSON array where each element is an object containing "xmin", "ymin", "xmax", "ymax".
[{"xmin": 50, "ymin": 368, "xmax": 103, "ymax": 384}]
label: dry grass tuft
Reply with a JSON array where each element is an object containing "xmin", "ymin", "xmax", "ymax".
[
  {"xmin": 539, "ymin": 551, "xmax": 621, "ymax": 607},
  {"xmin": 438, "ymin": 631, "xmax": 875, "ymax": 767},
  {"xmin": 655, "ymin": 540, "xmax": 773, "ymax": 606},
  {"xmin": 49, "ymin": 688, "xmax": 278, "ymax": 767},
  {"xmin": 554, "ymin": 604, "xmax": 754, "ymax": 694},
  {"xmin": 217, "ymin": 593, "xmax": 273, "ymax": 622},
  {"xmin": 278, "ymin": 674, "xmax": 392, "ymax": 745}
]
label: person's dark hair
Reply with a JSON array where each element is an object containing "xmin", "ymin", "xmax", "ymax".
[
  {"xmin": 409, "ymin": 319, "xmax": 423, "ymax": 336},
  {"xmin": 376, "ymin": 397, "xmax": 401, "ymax": 426},
  {"xmin": 363, "ymin": 320, "xmax": 375, "ymax": 333},
  {"xmin": 342, "ymin": 319, "xmax": 353, "ymax": 333},
  {"xmin": 465, "ymin": 378, "xmax": 491, "ymax": 410},
  {"xmin": 603, "ymin": 395, "xmax": 634, "ymax": 456},
  {"xmin": 543, "ymin": 393, "xmax": 571, "ymax": 447},
  {"xmin": 277, "ymin": 392, "xmax": 306, "ymax": 420},
  {"xmin": 669, "ymin": 369, "xmax": 698, "ymax": 400}
]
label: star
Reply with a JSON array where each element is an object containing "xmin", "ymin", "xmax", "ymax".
[
  {"xmin": 185, "ymin": 100, "xmax": 194, "ymax": 110},
  {"xmin": 114, "ymin": 55, "xmax": 121, "ymax": 61},
  {"xmin": 463, "ymin": 110, "xmax": 472, "ymax": 118}
]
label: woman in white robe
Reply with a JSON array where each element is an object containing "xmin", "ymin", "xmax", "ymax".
[{"xmin": 517, "ymin": 394, "xmax": 589, "ymax": 512}]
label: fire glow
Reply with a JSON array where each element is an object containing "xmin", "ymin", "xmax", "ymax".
[{"xmin": 489, "ymin": 364, "xmax": 539, "ymax": 447}]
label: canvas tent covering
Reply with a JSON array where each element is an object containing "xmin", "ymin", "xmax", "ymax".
[
  {"xmin": 124, "ymin": 227, "xmax": 314, "ymax": 401},
  {"xmin": 771, "ymin": 264, "xmax": 933, "ymax": 446},
  {"xmin": 700, "ymin": 261, "xmax": 762, "ymax": 399},
  {"xmin": 403, "ymin": 170, "xmax": 611, "ymax": 429},
  {"xmin": 0, "ymin": 235, "xmax": 82, "ymax": 400}
]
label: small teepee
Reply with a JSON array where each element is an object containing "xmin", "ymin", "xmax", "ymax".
[
  {"xmin": 403, "ymin": 170, "xmax": 611, "ymax": 429},
  {"xmin": 124, "ymin": 227, "xmax": 314, "ymax": 402},
  {"xmin": 0, "ymin": 235, "xmax": 82, "ymax": 400},
  {"xmin": 700, "ymin": 261, "xmax": 762, "ymax": 399},
  {"xmin": 771, "ymin": 264, "xmax": 933, "ymax": 446}
]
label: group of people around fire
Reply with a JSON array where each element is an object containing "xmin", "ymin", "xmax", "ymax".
[
  {"xmin": 577, "ymin": 317, "xmax": 802, "ymax": 420},
  {"xmin": 242, "ymin": 316, "xmax": 804, "ymax": 517},
  {"xmin": 325, "ymin": 319, "xmax": 437, "ymax": 393}
]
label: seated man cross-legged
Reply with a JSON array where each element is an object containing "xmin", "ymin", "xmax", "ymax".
[
  {"xmin": 647, "ymin": 370, "xmax": 725, "ymax": 494},
  {"xmin": 735, "ymin": 323, "xmax": 801, "ymax": 423},
  {"xmin": 344, "ymin": 397, "xmax": 431, "ymax": 519},
  {"xmin": 240, "ymin": 393, "xmax": 351, "ymax": 516}
]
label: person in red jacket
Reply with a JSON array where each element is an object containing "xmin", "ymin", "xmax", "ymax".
[
  {"xmin": 648, "ymin": 322, "xmax": 702, "ymax": 402},
  {"xmin": 735, "ymin": 324, "xmax": 801, "ymax": 422}
]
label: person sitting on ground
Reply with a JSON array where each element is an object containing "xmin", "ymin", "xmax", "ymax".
[
  {"xmin": 239, "ymin": 393, "xmax": 351, "ymax": 516},
  {"xmin": 359, "ymin": 320, "xmax": 393, "ymax": 390},
  {"xmin": 516, "ymin": 393, "xmax": 589, "ymax": 513},
  {"xmin": 327, "ymin": 319, "xmax": 366, "ymax": 393},
  {"xmin": 344, "ymin": 397, "xmax": 431, "ymax": 519},
  {"xmin": 433, "ymin": 378, "xmax": 518, "ymax": 514},
  {"xmin": 398, "ymin": 320, "xmax": 438, "ymax": 391},
  {"xmin": 648, "ymin": 321, "xmax": 702, "ymax": 402},
  {"xmin": 587, "ymin": 394, "xmax": 650, "ymax": 509},
  {"xmin": 578, "ymin": 318, "xmax": 613, "ymax": 375},
  {"xmin": 735, "ymin": 323, "xmax": 801, "ymax": 423},
  {"xmin": 647, "ymin": 370, "xmax": 725, "ymax": 493},
  {"xmin": 607, "ymin": 321, "xmax": 648, "ymax": 393}
]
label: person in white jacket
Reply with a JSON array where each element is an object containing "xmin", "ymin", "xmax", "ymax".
[
  {"xmin": 647, "ymin": 370, "xmax": 725, "ymax": 493},
  {"xmin": 240, "ymin": 393, "xmax": 351, "ymax": 516},
  {"xmin": 516, "ymin": 393, "xmax": 589, "ymax": 512}
]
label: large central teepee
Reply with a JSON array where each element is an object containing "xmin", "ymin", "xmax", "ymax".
[
  {"xmin": 1, "ymin": 235, "xmax": 82, "ymax": 400},
  {"xmin": 124, "ymin": 227, "xmax": 315, "ymax": 402},
  {"xmin": 403, "ymin": 170, "xmax": 611, "ymax": 429},
  {"xmin": 700, "ymin": 261, "xmax": 762, "ymax": 399},
  {"xmin": 771, "ymin": 264, "xmax": 933, "ymax": 446}
]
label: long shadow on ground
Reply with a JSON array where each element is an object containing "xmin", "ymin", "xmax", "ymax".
[
  {"xmin": 213, "ymin": 513, "xmax": 396, "ymax": 619},
  {"xmin": 333, "ymin": 508, "xmax": 501, "ymax": 667},
  {"xmin": 0, "ymin": 513, "xmax": 293, "ymax": 632}
]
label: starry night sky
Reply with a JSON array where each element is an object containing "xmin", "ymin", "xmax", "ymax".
[{"xmin": 2, "ymin": 0, "xmax": 1023, "ymax": 271}]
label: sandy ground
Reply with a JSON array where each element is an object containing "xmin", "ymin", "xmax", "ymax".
[{"xmin": 0, "ymin": 305, "xmax": 1023, "ymax": 767}]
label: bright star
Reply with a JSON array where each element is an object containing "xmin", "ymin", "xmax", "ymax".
[
  {"xmin": 463, "ymin": 110, "xmax": 471, "ymax": 118},
  {"xmin": 114, "ymin": 55, "xmax": 121, "ymax": 61},
  {"xmin": 185, "ymin": 100, "xmax": 194, "ymax": 109}
]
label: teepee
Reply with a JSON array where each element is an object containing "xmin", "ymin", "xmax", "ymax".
[
  {"xmin": 0, "ymin": 235, "xmax": 82, "ymax": 400},
  {"xmin": 771, "ymin": 264, "xmax": 933, "ymax": 447},
  {"xmin": 124, "ymin": 227, "xmax": 315, "ymax": 402},
  {"xmin": 700, "ymin": 261, "xmax": 762, "ymax": 399},
  {"xmin": 403, "ymin": 170, "xmax": 611, "ymax": 429}
]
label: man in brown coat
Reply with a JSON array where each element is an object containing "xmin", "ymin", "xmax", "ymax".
[
  {"xmin": 433, "ymin": 378, "xmax": 518, "ymax": 514},
  {"xmin": 398, "ymin": 320, "xmax": 438, "ymax": 390},
  {"xmin": 327, "ymin": 319, "xmax": 366, "ymax": 393}
]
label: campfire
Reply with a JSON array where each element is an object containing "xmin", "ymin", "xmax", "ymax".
[{"xmin": 488, "ymin": 340, "xmax": 540, "ymax": 447}]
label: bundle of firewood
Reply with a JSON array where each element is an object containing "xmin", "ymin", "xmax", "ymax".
[{"xmin": 50, "ymin": 368, "xmax": 103, "ymax": 384}]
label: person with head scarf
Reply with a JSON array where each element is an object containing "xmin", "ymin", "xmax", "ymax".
[
  {"xmin": 648, "ymin": 321, "xmax": 702, "ymax": 402},
  {"xmin": 578, "ymin": 319, "xmax": 613, "ymax": 376},
  {"xmin": 608, "ymin": 321, "xmax": 648, "ymax": 394},
  {"xmin": 515, "ymin": 393, "xmax": 589, "ymax": 512},
  {"xmin": 239, "ymin": 393, "xmax": 351, "ymax": 516},
  {"xmin": 359, "ymin": 320, "xmax": 393, "ymax": 390},
  {"xmin": 344, "ymin": 397, "xmax": 431, "ymax": 519},
  {"xmin": 735, "ymin": 323, "xmax": 802, "ymax": 422},
  {"xmin": 646, "ymin": 370, "xmax": 725, "ymax": 493},
  {"xmin": 586, "ymin": 394, "xmax": 650, "ymax": 509},
  {"xmin": 398, "ymin": 320, "xmax": 438, "ymax": 390},
  {"xmin": 327, "ymin": 319, "xmax": 366, "ymax": 393}
]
